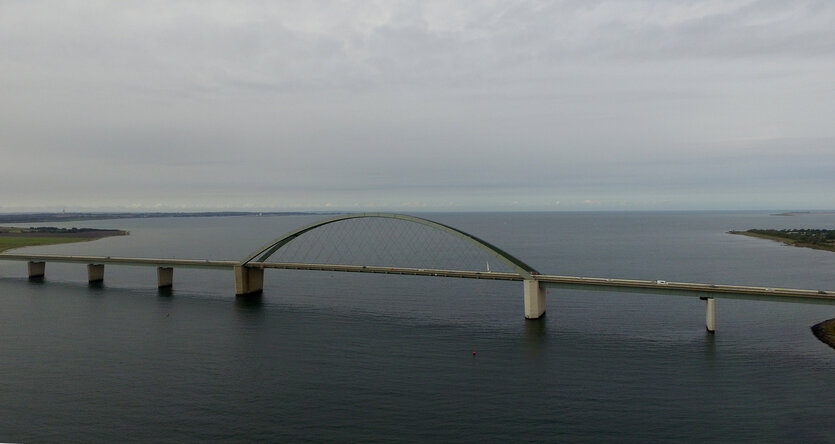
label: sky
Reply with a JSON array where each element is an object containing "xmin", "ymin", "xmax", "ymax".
[{"xmin": 1, "ymin": 0, "xmax": 833, "ymax": 212}]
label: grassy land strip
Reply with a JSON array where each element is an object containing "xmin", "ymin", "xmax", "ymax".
[
  {"xmin": 729, "ymin": 229, "xmax": 835, "ymax": 253},
  {"xmin": 0, "ymin": 227, "xmax": 128, "ymax": 253},
  {"xmin": 0, "ymin": 236, "xmax": 94, "ymax": 253}
]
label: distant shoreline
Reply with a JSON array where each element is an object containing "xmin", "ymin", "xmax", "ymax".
[
  {"xmin": 0, "ymin": 211, "xmax": 330, "ymax": 224},
  {"xmin": 0, "ymin": 212, "xmax": 331, "ymax": 252},
  {"xmin": 773, "ymin": 211, "xmax": 835, "ymax": 216},
  {"xmin": 729, "ymin": 229, "xmax": 835, "ymax": 253},
  {"xmin": 0, "ymin": 226, "xmax": 129, "ymax": 253}
]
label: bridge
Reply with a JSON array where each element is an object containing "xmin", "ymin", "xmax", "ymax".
[{"xmin": 2, "ymin": 212, "xmax": 834, "ymax": 333}]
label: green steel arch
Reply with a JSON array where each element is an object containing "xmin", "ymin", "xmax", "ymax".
[{"xmin": 239, "ymin": 213, "xmax": 539, "ymax": 279}]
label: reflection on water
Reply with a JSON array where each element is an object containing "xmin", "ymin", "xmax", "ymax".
[
  {"xmin": 524, "ymin": 316, "xmax": 547, "ymax": 343},
  {"xmin": 523, "ymin": 316, "xmax": 547, "ymax": 362},
  {"xmin": 702, "ymin": 331, "xmax": 717, "ymax": 364},
  {"xmin": 235, "ymin": 293, "xmax": 264, "ymax": 312},
  {"xmin": 234, "ymin": 294, "xmax": 265, "ymax": 332},
  {"xmin": 87, "ymin": 280, "xmax": 105, "ymax": 290}
]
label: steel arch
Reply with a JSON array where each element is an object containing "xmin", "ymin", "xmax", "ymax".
[{"xmin": 239, "ymin": 213, "xmax": 539, "ymax": 279}]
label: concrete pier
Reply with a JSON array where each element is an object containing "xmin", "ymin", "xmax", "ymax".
[
  {"xmin": 157, "ymin": 267, "xmax": 174, "ymax": 288},
  {"xmin": 701, "ymin": 296, "xmax": 715, "ymax": 333},
  {"xmin": 28, "ymin": 261, "xmax": 45, "ymax": 279},
  {"xmin": 87, "ymin": 264, "xmax": 105, "ymax": 283},
  {"xmin": 234, "ymin": 265, "xmax": 264, "ymax": 296},
  {"xmin": 524, "ymin": 279, "xmax": 546, "ymax": 319}
]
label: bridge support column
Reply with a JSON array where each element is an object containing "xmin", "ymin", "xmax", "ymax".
[
  {"xmin": 87, "ymin": 264, "xmax": 105, "ymax": 283},
  {"xmin": 524, "ymin": 279, "xmax": 546, "ymax": 319},
  {"xmin": 157, "ymin": 267, "xmax": 173, "ymax": 288},
  {"xmin": 700, "ymin": 296, "xmax": 715, "ymax": 333},
  {"xmin": 28, "ymin": 261, "xmax": 45, "ymax": 279},
  {"xmin": 234, "ymin": 265, "xmax": 263, "ymax": 296}
]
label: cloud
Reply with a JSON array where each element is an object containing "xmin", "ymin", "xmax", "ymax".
[{"xmin": 0, "ymin": 1, "xmax": 833, "ymax": 211}]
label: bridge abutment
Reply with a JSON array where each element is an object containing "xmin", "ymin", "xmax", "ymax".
[
  {"xmin": 28, "ymin": 261, "xmax": 45, "ymax": 279},
  {"xmin": 700, "ymin": 296, "xmax": 716, "ymax": 333},
  {"xmin": 234, "ymin": 265, "xmax": 263, "ymax": 296},
  {"xmin": 87, "ymin": 264, "xmax": 104, "ymax": 283},
  {"xmin": 157, "ymin": 267, "xmax": 174, "ymax": 288},
  {"xmin": 524, "ymin": 279, "xmax": 546, "ymax": 319}
]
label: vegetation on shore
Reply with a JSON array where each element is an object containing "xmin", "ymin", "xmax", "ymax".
[
  {"xmin": 773, "ymin": 211, "xmax": 835, "ymax": 216},
  {"xmin": 811, "ymin": 318, "xmax": 835, "ymax": 350},
  {"xmin": 729, "ymin": 229, "xmax": 835, "ymax": 253},
  {"xmin": 0, "ymin": 236, "xmax": 92, "ymax": 252},
  {"xmin": 0, "ymin": 226, "xmax": 128, "ymax": 253}
]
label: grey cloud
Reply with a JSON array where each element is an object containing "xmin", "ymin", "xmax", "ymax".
[{"xmin": 0, "ymin": 1, "xmax": 833, "ymax": 212}]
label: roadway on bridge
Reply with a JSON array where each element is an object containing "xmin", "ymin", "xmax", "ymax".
[{"xmin": 1, "ymin": 252, "xmax": 833, "ymax": 305}]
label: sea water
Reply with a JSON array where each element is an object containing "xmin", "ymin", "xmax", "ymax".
[{"xmin": 1, "ymin": 212, "xmax": 834, "ymax": 442}]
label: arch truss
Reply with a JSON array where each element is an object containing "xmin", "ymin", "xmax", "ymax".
[{"xmin": 239, "ymin": 213, "xmax": 539, "ymax": 280}]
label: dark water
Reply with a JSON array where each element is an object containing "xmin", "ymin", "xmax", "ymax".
[{"xmin": 1, "ymin": 212, "xmax": 835, "ymax": 442}]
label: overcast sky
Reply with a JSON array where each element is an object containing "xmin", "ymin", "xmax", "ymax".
[{"xmin": 1, "ymin": 0, "xmax": 832, "ymax": 212}]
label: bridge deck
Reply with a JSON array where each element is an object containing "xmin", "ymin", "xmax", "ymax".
[
  {"xmin": 1, "ymin": 253, "xmax": 833, "ymax": 304},
  {"xmin": 0, "ymin": 253, "xmax": 239, "ymax": 269},
  {"xmin": 535, "ymin": 275, "xmax": 835, "ymax": 305}
]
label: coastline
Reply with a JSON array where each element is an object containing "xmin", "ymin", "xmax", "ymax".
[
  {"xmin": 773, "ymin": 211, "xmax": 835, "ymax": 216},
  {"xmin": 812, "ymin": 319, "xmax": 835, "ymax": 350},
  {"xmin": 0, "ymin": 227, "xmax": 128, "ymax": 253},
  {"xmin": 0, "ymin": 211, "xmax": 328, "ymax": 224},
  {"xmin": 729, "ymin": 230, "xmax": 835, "ymax": 253}
]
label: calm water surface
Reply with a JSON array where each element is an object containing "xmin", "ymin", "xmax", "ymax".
[{"xmin": 1, "ymin": 212, "xmax": 834, "ymax": 442}]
